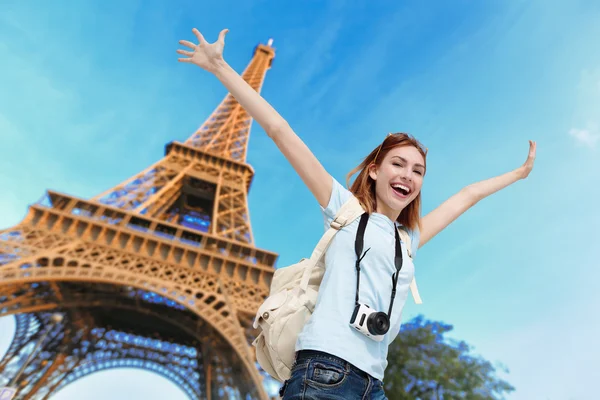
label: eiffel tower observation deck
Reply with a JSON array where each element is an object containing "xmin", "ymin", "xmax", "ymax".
[{"xmin": 0, "ymin": 38, "xmax": 278, "ymax": 400}]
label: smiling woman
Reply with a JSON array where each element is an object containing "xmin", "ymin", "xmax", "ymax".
[{"xmin": 176, "ymin": 27, "xmax": 537, "ymax": 400}]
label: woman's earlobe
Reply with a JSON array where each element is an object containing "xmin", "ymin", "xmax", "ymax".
[{"xmin": 368, "ymin": 164, "xmax": 378, "ymax": 181}]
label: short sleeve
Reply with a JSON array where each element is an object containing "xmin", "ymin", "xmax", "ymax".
[
  {"xmin": 409, "ymin": 226, "xmax": 420, "ymax": 258},
  {"xmin": 320, "ymin": 177, "xmax": 352, "ymax": 230}
]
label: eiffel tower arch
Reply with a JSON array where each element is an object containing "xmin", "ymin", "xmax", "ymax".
[{"xmin": 0, "ymin": 39, "xmax": 278, "ymax": 400}]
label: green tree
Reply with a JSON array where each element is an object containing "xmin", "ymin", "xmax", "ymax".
[{"xmin": 384, "ymin": 316, "xmax": 514, "ymax": 399}]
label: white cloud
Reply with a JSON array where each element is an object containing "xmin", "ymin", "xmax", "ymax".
[
  {"xmin": 570, "ymin": 68, "xmax": 600, "ymax": 150},
  {"xmin": 568, "ymin": 127, "xmax": 599, "ymax": 148}
]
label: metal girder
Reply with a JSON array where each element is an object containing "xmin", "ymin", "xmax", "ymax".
[{"xmin": 0, "ymin": 39, "xmax": 278, "ymax": 400}]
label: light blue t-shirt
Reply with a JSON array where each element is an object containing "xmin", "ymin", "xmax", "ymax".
[{"xmin": 296, "ymin": 178, "xmax": 420, "ymax": 381}]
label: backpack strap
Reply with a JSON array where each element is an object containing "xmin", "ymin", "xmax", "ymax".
[
  {"xmin": 299, "ymin": 196, "xmax": 364, "ymax": 291},
  {"xmin": 397, "ymin": 228, "xmax": 423, "ymax": 304}
]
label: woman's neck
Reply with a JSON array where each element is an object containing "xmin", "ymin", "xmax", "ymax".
[{"xmin": 375, "ymin": 200, "xmax": 401, "ymax": 222}]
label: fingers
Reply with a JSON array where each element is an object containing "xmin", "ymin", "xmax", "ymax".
[
  {"xmin": 181, "ymin": 28, "xmax": 227, "ymax": 47},
  {"xmin": 525, "ymin": 141, "xmax": 536, "ymax": 168},
  {"xmin": 527, "ymin": 140, "xmax": 536, "ymax": 155},
  {"xmin": 176, "ymin": 47, "xmax": 193, "ymax": 63},
  {"xmin": 176, "ymin": 49, "xmax": 193, "ymax": 57},
  {"xmin": 218, "ymin": 28, "xmax": 229, "ymax": 43},
  {"xmin": 179, "ymin": 40, "xmax": 196, "ymax": 49},
  {"xmin": 192, "ymin": 28, "xmax": 205, "ymax": 43}
]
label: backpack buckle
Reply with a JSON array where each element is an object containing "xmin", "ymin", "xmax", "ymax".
[{"xmin": 330, "ymin": 219, "xmax": 344, "ymax": 230}]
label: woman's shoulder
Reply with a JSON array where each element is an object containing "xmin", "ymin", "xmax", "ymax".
[
  {"xmin": 397, "ymin": 223, "xmax": 420, "ymax": 258},
  {"xmin": 321, "ymin": 177, "xmax": 353, "ymax": 219}
]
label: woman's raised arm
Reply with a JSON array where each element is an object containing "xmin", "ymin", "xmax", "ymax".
[
  {"xmin": 177, "ymin": 28, "xmax": 332, "ymax": 207},
  {"xmin": 418, "ymin": 140, "xmax": 537, "ymax": 247}
]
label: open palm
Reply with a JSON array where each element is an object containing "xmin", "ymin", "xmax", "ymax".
[
  {"xmin": 177, "ymin": 28, "xmax": 228, "ymax": 73},
  {"xmin": 519, "ymin": 140, "xmax": 537, "ymax": 179}
]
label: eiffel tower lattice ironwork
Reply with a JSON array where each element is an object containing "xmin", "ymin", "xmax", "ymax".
[{"xmin": 0, "ymin": 39, "xmax": 278, "ymax": 400}]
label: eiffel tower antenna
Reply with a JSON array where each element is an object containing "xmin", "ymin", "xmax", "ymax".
[{"xmin": 0, "ymin": 39, "xmax": 278, "ymax": 400}]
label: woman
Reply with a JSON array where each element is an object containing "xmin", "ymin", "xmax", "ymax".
[{"xmin": 177, "ymin": 28, "xmax": 536, "ymax": 400}]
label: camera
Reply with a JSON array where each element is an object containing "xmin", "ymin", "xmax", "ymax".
[
  {"xmin": 349, "ymin": 303, "xmax": 390, "ymax": 342},
  {"xmin": 349, "ymin": 213, "xmax": 403, "ymax": 343}
]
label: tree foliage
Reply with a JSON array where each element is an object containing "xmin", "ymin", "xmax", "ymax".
[{"xmin": 384, "ymin": 316, "xmax": 514, "ymax": 399}]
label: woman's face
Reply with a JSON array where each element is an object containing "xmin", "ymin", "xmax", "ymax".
[{"xmin": 369, "ymin": 144, "xmax": 425, "ymax": 218}]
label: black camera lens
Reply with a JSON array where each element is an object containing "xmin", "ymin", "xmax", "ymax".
[{"xmin": 367, "ymin": 312, "xmax": 390, "ymax": 335}]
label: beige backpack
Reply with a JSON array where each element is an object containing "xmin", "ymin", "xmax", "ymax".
[{"xmin": 251, "ymin": 195, "xmax": 422, "ymax": 383}]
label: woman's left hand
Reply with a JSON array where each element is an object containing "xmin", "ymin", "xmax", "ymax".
[{"xmin": 518, "ymin": 140, "xmax": 537, "ymax": 179}]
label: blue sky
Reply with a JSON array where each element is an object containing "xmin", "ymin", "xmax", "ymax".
[{"xmin": 1, "ymin": 0, "xmax": 599, "ymax": 399}]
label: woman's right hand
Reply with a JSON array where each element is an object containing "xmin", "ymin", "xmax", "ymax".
[
  {"xmin": 177, "ymin": 28, "xmax": 228, "ymax": 73},
  {"xmin": 177, "ymin": 27, "xmax": 332, "ymax": 207}
]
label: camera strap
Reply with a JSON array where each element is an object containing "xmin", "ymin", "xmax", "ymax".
[{"xmin": 354, "ymin": 213, "xmax": 404, "ymax": 318}]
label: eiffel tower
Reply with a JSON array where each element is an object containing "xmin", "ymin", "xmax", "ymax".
[{"xmin": 0, "ymin": 39, "xmax": 278, "ymax": 400}]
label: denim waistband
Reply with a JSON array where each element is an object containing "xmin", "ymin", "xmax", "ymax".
[{"xmin": 295, "ymin": 350, "xmax": 374, "ymax": 380}]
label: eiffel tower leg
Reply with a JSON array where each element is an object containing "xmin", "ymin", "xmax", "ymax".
[
  {"xmin": 202, "ymin": 342, "xmax": 213, "ymax": 400},
  {"xmin": 0, "ymin": 316, "xmax": 33, "ymax": 373},
  {"xmin": 1, "ymin": 278, "xmax": 270, "ymax": 399},
  {"xmin": 0, "ymin": 312, "xmax": 67, "ymax": 400},
  {"xmin": 21, "ymin": 353, "xmax": 65, "ymax": 400},
  {"xmin": 7, "ymin": 314, "xmax": 62, "ymax": 388}
]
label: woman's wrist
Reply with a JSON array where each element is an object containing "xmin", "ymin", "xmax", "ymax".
[{"xmin": 211, "ymin": 58, "xmax": 230, "ymax": 77}]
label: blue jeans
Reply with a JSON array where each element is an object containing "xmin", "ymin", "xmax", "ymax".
[{"xmin": 280, "ymin": 350, "xmax": 388, "ymax": 400}]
